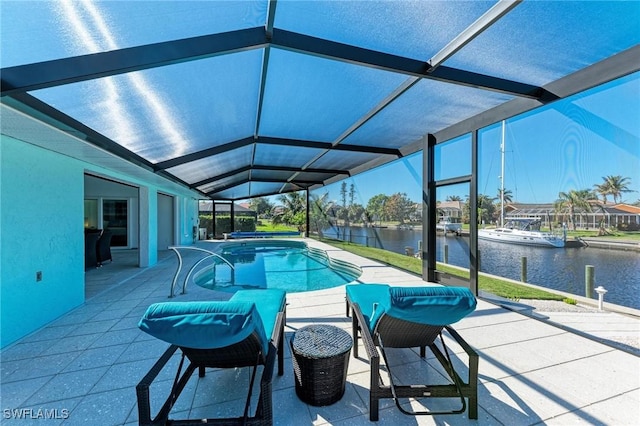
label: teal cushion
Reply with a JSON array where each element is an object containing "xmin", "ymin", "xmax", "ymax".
[
  {"xmin": 346, "ymin": 284, "xmax": 390, "ymax": 327},
  {"xmin": 371, "ymin": 286, "xmax": 477, "ymax": 329},
  {"xmin": 230, "ymin": 289, "xmax": 286, "ymax": 341},
  {"xmin": 138, "ymin": 301, "xmax": 268, "ymax": 353}
]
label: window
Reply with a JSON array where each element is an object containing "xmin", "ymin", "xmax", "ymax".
[{"xmin": 103, "ymin": 199, "xmax": 128, "ymax": 247}]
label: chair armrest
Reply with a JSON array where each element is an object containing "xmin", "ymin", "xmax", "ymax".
[
  {"xmin": 352, "ymin": 302, "xmax": 379, "ymax": 362},
  {"xmin": 444, "ymin": 326, "xmax": 478, "ymax": 360},
  {"xmin": 270, "ymin": 311, "xmax": 285, "ymax": 376},
  {"xmin": 444, "ymin": 325, "xmax": 479, "ymax": 386},
  {"xmin": 136, "ymin": 344, "xmax": 180, "ymax": 426}
]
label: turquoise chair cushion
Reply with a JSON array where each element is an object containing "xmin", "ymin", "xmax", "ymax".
[
  {"xmin": 346, "ymin": 283, "xmax": 390, "ymax": 326},
  {"xmin": 138, "ymin": 301, "xmax": 268, "ymax": 354},
  {"xmin": 371, "ymin": 286, "xmax": 477, "ymax": 330},
  {"xmin": 230, "ymin": 289, "xmax": 286, "ymax": 342}
]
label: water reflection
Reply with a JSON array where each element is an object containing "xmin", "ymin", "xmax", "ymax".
[{"xmin": 322, "ymin": 226, "xmax": 640, "ymax": 309}]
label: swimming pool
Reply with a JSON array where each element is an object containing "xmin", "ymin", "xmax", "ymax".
[{"xmin": 193, "ymin": 240, "xmax": 362, "ymax": 293}]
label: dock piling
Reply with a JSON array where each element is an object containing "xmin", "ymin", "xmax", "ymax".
[{"xmin": 585, "ymin": 265, "xmax": 595, "ymax": 298}]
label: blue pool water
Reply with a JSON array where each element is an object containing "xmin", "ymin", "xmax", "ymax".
[{"xmin": 193, "ymin": 240, "xmax": 361, "ymax": 293}]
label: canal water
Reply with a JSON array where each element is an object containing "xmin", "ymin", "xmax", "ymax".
[{"xmin": 322, "ymin": 226, "xmax": 640, "ymax": 310}]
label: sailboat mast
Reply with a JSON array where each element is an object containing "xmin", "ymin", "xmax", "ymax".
[{"xmin": 500, "ymin": 120, "xmax": 505, "ymax": 228}]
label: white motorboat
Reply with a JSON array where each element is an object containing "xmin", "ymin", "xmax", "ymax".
[
  {"xmin": 478, "ymin": 218, "xmax": 565, "ymax": 248},
  {"xmin": 436, "ymin": 217, "xmax": 462, "ymax": 235}
]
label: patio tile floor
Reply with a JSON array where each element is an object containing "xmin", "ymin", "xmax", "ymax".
[{"xmin": 1, "ymin": 239, "xmax": 638, "ymax": 425}]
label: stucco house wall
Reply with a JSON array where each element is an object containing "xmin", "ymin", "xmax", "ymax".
[{"xmin": 0, "ymin": 135, "xmax": 201, "ymax": 348}]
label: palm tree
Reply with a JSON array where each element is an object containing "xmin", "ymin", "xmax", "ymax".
[
  {"xmin": 494, "ymin": 188, "xmax": 513, "ymax": 225},
  {"xmin": 496, "ymin": 188, "xmax": 513, "ymax": 204},
  {"xmin": 446, "ymin": 195, "xmax": 462, "ymax": 201},
  {"xmin": 555, "ymin": 189, "xmax": 593, "ymax": 230},
  {"xmin": 477, "ymin": 194, "xmax": 496, "ymax": 226},
  {"xmin": 309, "ymin": 192, "xmax": 333, "ymax": 237},
  {"xmin": 272, "ymin": 191, "xmax": 306, "ymax": 230},
  {"xmin": 601, "ymin": 175, "xmax": 632, "ymax": 204},
  {"xmin": 593, "ymin": 181, "xmax": 610, "ymax": 204},
  {"xmin": 594, "ymin": 175, "xmax": 633, "ymax": 204}
]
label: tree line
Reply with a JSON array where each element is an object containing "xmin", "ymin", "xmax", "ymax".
[
  {"xmin": 248, "ymin": 174, "xmax": 635, "ymax": 232},
  {"xmin": 248, "ymin": 182, "xmax": 418, "ymax": 232},
  {"xmin": 473, "ymin": 174, "xmax": 635, "ymax": 230}
]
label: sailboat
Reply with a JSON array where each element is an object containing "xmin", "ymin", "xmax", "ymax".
[{"xmin": 478, "ymin": 121, "xmax": 566, "ymax": 248}]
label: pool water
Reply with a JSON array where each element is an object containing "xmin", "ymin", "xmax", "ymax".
[{"xmin": 193, "ymin": 241, "xmax": 362, "ymax": 293}]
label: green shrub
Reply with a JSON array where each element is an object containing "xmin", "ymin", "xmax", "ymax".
[
  {"xmin": 235, "ymin": 216, "xmax": 256, "ymax": 232},
  {"xmin": 216, "ymin": 216, "xmax": 231, "ymax": 233},
  {"xmin": 214, "ymin": 215, "xmax": 256, "ymax": 233}
]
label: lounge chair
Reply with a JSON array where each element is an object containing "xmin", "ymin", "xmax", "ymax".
[
  {"xmin": 136, "ymin": 289, "xmax": 286, "ymax": 426},
  {"xmin": 346, "ymin": 284, "xmax": 478, "ymax": 421}
]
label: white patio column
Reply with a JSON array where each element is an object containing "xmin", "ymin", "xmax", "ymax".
[{"xmin": 139, "ymin": 185, "xmax": 158, "ymax": 267}]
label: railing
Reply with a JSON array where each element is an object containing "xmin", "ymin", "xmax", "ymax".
[{"xmin": 168, "ymin": 246, "xmax": 235, "ymax": 298}]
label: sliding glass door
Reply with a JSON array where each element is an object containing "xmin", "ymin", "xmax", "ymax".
[{"xmin": 103, "ymin": 199, "xmax": 128, "ymax": 247}]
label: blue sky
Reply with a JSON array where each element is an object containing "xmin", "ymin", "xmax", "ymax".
[{"xmin": 312, "ymin": 72, "xmax": 640, "ymax": 207}]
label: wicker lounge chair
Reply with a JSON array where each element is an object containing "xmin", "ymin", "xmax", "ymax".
[
  {"xmin": 136, "ymin": 289, "xmax": 286, "ymax": 426},
  {"xmin": 346, "ymin": 284, "xmax": 478, "ymax": 421}
]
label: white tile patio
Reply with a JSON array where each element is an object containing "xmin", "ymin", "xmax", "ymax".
[{"xmin": 1, "ymin": 239, "xmax": 638, "ymax": 425}]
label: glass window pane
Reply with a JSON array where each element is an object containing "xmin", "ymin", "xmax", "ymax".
[
  {"xmin": 435, "ymin": 183, "xmax": 469, "ymax": 286},
  {"xmin": 103, "ymin": 199, "xmax": 128, "ymax": 247},
  {"xmin": 84, "ymin": 199, "xmax": 98, "ymax": 229}
]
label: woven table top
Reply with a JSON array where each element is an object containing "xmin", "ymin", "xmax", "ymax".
[{"xmin": 292, "ymin": 324, "xmax": 353, "ymax": 359}]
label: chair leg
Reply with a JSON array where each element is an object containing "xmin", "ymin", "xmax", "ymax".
[
  {"xmin": 468, "ymin": 344, "xmax": 479, "ymax": 419},
  {"xmin": 351, "ymin": 312, "xmax": 359, "ymax": 358},
  {"xmin": 469, "ymin": 395, "xmax": 478, "ymax": 420},
  {"xmin": 278, "ymin": 326, "xmax": 284, "ymax": 376},
  {"xmin": 370, "ymin": 355, "xmax": 380, "ymax": 421}
]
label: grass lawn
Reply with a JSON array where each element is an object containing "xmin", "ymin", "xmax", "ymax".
[
  {"xmin": 256, "ymin": 219, "xmax": 299, "ymax": 233},
  {"xmin": 567, "ymin": 230, "xmax": 640, "ymax": 241},
  {"xmin": 321, "ymin": 239, "xmax": 566, "ymax": 301}
]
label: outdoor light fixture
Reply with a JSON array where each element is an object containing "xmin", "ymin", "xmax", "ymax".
[{"xmin": 595, "ymin": 286, "xmax": 608, "ymax": 311}]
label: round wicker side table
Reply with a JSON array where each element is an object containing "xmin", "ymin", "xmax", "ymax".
[{"xmin": 291, "ymin": 324, "xmax": 353, "ymax": 406}]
